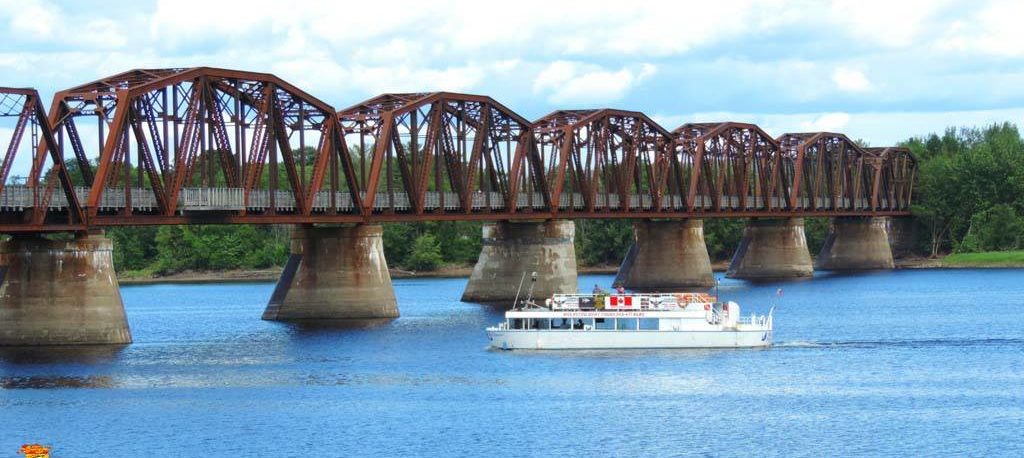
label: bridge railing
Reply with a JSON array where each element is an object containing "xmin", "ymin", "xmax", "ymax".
[{"xmin": 0, "ymin": 186, "xmax": 904, "ymax": 214}]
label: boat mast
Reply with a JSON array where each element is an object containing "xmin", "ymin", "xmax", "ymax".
[
  {"xmin": 525, "ymin": 272, "xmax": 538, "ymax": 306},
  {"xmin": 512, "ymin": 272, "xmax": 527, "ymax": 309}
]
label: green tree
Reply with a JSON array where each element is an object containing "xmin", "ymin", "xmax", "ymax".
[
  {"xmin": 382, "ymin": 224, "xmax": 416, "ymax": 266},
  {"xmin": 903, "ymin": 122, "xmax": 1024, "ymax": 256},
  {"xmin": 804, "ymin": 217, "xmax": 831, "ymax": 254},
  {"xmin": 703, "ymin": 218, "xmax": 746, "ymax": 261},
  {"xmin": 958, "ymin": 204, "xmax": 1023, "ymax": 252},
  {"xmin": 153, "ymin": 226, "xmax": 196, "ymax": 274},
  {"xmin": 107, "ymin": 226, "xmax": 158, "ymax": 271},
  {"xmin": 405, "ymin": 233, "xmax": 444, "ymax": 271},
  {"xmin": 575, "ymin": 219, "xmax": 634, "ymax": 266}
]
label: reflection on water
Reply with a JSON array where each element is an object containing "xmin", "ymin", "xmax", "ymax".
[
  {"xmin": 0, "ymin": 345, "xmax": 126, "ymax": 365},
  {"xmin": 0, "ymin": 271, "xmax": 1023, "ymax": 456},
  {"xmin": 282, "ymin": 318, "xmax": 397, "ymax": 332},
  {"xmin": 1, "ymin": 375, "xmax": 117, "ymax": 389}
]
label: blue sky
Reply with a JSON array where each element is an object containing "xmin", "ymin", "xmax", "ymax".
[{"xmin": 1, "ymin": 0, "xmax": 1023, "ymax": 147}]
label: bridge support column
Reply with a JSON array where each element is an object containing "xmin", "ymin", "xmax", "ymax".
[
  {"xmin": 816, "ymin": 217, "xmax": 894, "ymax": 270},
  {"xmin": 727, "ymin": 218, "xmax": 813, "ymax": 280},
  {"xmin": 613, "ymin": 219, "xmax": 714, "ymax": 291},
  {"xmin": 887, "ymin": 217, "xmax": 917, "ymax": 259},
  {"xmin": 263, "ymin": 224, "xmax": 398, "ymax": 321},
  {"xmin": 461, "ymin": 220, "xmax": 577, "ymax": 304},
  {"xmin": 0, "ymin": 233, "xmax": 131, "ymax": 345}
]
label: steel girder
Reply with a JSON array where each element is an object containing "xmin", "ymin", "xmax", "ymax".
[
  {"xmin": 0, "ymin": 87, "xmax": 84, "ymax": 229},
  {"xmin": 533, "ymin": 109, "xmax": 673, "ymax": 214},
  {"xmin": 778, "ymin": 132, "xmax": 883, "ymax": 211},
  {"xmin": 47, "ymin": 67, "xmax": 353, "ymax": 224},
  {"xmin": 865, "ymin": 147, "xmax": 916, "ymax": 211},
  {"xmin": 673, "ymin": 122, "xmax": 787, "ymax": 213},
  {"xmin": 338, "ymin": 92, "xmax": 539, "ymax": 215}
]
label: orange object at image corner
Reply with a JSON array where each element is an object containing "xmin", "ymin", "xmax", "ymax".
[{"xmin": 19, "ymin": 444, "xmax": 51, "ymax": 458}]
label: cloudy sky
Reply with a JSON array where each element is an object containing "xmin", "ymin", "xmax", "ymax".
[{"xmin": 1, "ymin": 0, "xmax": 1023, "ymax": 146}]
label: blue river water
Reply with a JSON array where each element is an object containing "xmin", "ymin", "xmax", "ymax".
[{"xmin": 2, "ymin": 269, "xmax": 1023, "ymax": 457}]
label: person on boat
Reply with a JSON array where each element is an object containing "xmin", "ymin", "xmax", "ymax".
[
  {"xmin": 615, "ymin": 284, "xmax": 626, "ymax": 294},
  {"xmin": 592, "ymin": 284, "xmax": 606, "ymax": 294}
]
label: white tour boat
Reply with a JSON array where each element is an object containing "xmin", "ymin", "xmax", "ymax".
[{"xmin": 486, "ymin": 276, "xmax": 773, "ymax": 350}]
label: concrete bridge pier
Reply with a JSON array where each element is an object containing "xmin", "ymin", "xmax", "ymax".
[
  {"xmin": 816, "ymin": 217, "xmax": 895, "ymax": 270},
  {"xmin": 887, "ymin": 217, "xmax": 917, "ymax": 259},
  {"xmin": 263, "ymin": 224, "xmax": 399, "ymax": 321},
  {"xmin": 727, "ymin": 218, "xmax": 814, "ymax": 280},
  {"xmin": 0, "ymin": 233, "xmax": 131, "ymax": 345},
  {"xmin": 461, "ymin": 220, "xmax": 577, "ymax": 304},
  {"xmin": 613, "ymin": 219, "xmax": 715, "ymax": 291}
]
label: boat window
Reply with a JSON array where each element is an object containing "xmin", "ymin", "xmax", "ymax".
[
  {"xmin": 616, "ymin": 318, "xmax": 638, "ymax": 330},
  {"xmin": 594, "ymin": 318, "xmax": 614, "ymax": 330},
  {"xmin": 529, "ymin": 319, "xmax": 551, "ymax": 330},
  {"xmin": 638, "ymin": 318, "xmax": 659, "ymax": 330}
]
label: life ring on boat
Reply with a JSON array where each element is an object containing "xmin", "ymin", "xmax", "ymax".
[{"xmin": 703, "ymin": 303, "xmax": 711, "ymax": 311}]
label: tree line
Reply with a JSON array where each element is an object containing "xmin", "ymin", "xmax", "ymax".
[{"xmin": 87, "ymin": 122, "xmax": 1024, "ymax": 274}]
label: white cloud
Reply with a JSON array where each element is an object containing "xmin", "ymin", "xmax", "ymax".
[
  {"xmin": 142, "ymin": 0, "xmax": 818, "ymax": 59},
  {"xmin": 533, "ymin": 61, "xmax": 656, "ymax": 104},
  {"xmin": 346, "ymin": 64, "xmax": 487, "ymax": 95},
  {"xmin": 0, "ymin": 0, "xmax": 1020, "ymax": 154},
  {"xmin": 799, "ymin": 112, "xmax": 852, "ymax": 132},
  {"xmin": 936, "ymin": 0, "xmax": 1024, "ymax": 56},
  {"xmin": 8, "ymin": 2, "xmax": 57, "ymax": 40},
  {"xmin": 830, "ymin": 0, "xmax": 947, "ymax": 47},
  {"xmin": 832, "ymin": 67, "xmax": 872, "ymax": 92},
  {"xmin": 78, "ymin": 19, "xmax": 128, "ymax": 49},
  {"xmin": 1, "ymin": 1, "xmax": 128, "ymax": 50}
]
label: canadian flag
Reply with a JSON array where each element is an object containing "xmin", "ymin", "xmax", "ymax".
[{"xmin": 610, "ymin": 296, "xmax": 633, "ymax": 308}]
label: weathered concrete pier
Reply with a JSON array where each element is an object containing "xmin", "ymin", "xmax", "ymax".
[
  {"xmin": 614, "ymin": 219, "xmax": 715, "ymax": 291},
  {"xmin": 0, "ymin": 233, "xmax": 131, "ymax": 345},
  {"xmin": 816, "ymin": 217, "xmax": 895, "ymax": 270},
  {"xmin": 461, "ymin": 220, "xmax": 577, "ymax": 304},
  {"xmin": 887, "ymin": 217, "xmax": 917, "ymax": 259},
  {"xmin": 727, "ymin": 218, "xmax": 814, "ymax": 280},
  {"xmin": 263, "ymin": 225, "xmax": 399, "ymax": 321}
]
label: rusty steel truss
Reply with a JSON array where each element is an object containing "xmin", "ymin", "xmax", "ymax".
[{"xmin": 0, "ymin": 67, "xmax": 916, "ymax": 232}]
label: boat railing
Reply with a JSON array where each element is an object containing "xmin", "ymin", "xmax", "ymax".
[
  {"xmin": 736, "ymin": 313, "xmax": 771, "ymax": 327},
  {"xmin": 550, "ymin": 293, "xmax": 701, "ymax": 311}
]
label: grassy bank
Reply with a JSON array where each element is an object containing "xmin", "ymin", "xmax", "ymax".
[{"xmin": 942, "ymin": 251, "xmax": 1024, "ymax": 267}]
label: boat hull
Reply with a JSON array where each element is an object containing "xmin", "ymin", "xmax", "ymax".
[{"xmin": 486, "ymin": 328, "xmax": 772, "ymax": 350}]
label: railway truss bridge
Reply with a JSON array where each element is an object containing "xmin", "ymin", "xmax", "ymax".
[{"xmin": 0, "ymin": 67, "xmax": 916, "ymax": 345}]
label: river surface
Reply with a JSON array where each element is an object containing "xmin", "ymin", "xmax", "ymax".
[{"xmin": 1, "ymin": 269, "xmax": 1023, "ymax": 457}]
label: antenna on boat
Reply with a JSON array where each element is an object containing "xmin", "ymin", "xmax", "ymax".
[
  {"xmin": 512, "ymin": 272, "xmax": 527, "ymax": 310},
  {"xmin": 715, "ymin": 278, "xmax": 721, "ymax": 303},
  {"xmin": 525, "ymin": 271, "xmax": 538, "ymax": 305}
]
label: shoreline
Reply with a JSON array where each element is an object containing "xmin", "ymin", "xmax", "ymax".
[
  {"xmin": 118, "ymin": 265, "xmax": 625, "ymax": 285},
  {"xmin": 116, "ymin": 255, "xmax": 1014, "ymax": 285}
]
